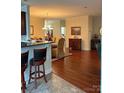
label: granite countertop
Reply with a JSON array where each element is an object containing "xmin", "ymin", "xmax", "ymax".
[{"xmin": 21, "ymin": 41, "xmax": 53, "ymax": 48}]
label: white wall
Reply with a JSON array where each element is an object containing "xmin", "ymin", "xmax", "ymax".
[
  {"xmin": 92, "ymin": 16, "xmax": 102, "ymax": 38},
  {"xmin": 21, "ymin": 3, "xmax": 30, "ymax": 41},
  {"xmin": 65, "ymin": 16, "xmax": 92, "ymax": 50},
  {"xmin": 30, "ymin": 16, "xmax": 44, "ymax": 39},
  {"xmin": 88, "ymin": 16, "xmax": 93, "ymax": 50}
]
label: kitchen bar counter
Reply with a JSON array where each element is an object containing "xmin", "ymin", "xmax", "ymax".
[
  {"xmin": 21, "ymin": 41, "xmax": 53, "ymax": 47},
  {"xmin": 21, "ymin": 41, "xmax": 52, "ymax": 84}
]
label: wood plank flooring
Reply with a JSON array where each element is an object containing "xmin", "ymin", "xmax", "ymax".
[{"xmin": 52, "ymin": 50, "xmax": 101, "ymax": 93}]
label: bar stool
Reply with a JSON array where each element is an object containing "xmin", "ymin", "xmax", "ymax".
[
  {"xmin": 28, "ymin": 48, "xmax": 47, "ymax": 88},
  {"xmin": 21, "ymin": 51, "xmax": 29, "ymax": 93}
]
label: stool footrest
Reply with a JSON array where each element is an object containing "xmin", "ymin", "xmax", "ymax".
[{"xmin": 30, "ymin": 71, "xmax": 45, "ymax": 79}]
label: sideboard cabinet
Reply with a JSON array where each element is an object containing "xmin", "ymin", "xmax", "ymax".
[{"xmin": 69, "ymin": 38, "xmax": 82, "ymax": 50}]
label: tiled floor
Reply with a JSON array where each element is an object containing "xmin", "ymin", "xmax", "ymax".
[{"xmin": 26, "ymin": 73, "xmax": 86, "ymax": 93}]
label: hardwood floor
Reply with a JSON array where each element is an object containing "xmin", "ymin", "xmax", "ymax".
[{"xmin": 52, "ymin": 50, "xmax": 101, "ymax": 93}]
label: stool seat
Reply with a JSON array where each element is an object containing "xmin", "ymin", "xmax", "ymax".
[{"xmin": 30, "ymin": 58, "xmax": 45, "ymax": 66}]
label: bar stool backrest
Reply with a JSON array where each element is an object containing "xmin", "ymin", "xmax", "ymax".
[{"xmin": 34, "ymin": 48, "xmax": 46, "ymax": 61}]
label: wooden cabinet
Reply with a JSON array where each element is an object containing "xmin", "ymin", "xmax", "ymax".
[{"xmin": 69, "ymin": 39, "xmax": 82, "ymax": 50}]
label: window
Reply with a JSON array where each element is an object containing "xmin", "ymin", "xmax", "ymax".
[{"xmin": 60, "ymin": 27, "xmax": 65, "ymax": 35}]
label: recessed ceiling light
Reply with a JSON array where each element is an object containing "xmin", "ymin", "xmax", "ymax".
[{"xmin": 84, "ymin": 6, "xmax": 87, "ymax": 8}]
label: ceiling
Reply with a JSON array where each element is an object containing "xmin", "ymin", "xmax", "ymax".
[{"xmin": 22, "ymin": 0, "xmax": 102, "ymax": 19}]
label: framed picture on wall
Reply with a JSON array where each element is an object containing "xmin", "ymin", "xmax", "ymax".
[
  {"xmin": 30, "ymin": 25, "xmax": 34, "ymax": 35},
  {"xmin": 71, "ymin": 27, "xmax": 81, "ymax": 35}
]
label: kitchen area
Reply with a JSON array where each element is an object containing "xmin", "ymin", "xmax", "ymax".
[{"xmin": 21, "ymin": 4, "xmax": 53, "ymax": 92}]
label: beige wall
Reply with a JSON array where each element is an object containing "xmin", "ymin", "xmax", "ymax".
[
  {"xmin": 30, "ymin": 16, "xmax": 44, "ymax": 39},
  {"xmin": 65, "ymin": 16, "xmax": 92, "ymax": 51}
]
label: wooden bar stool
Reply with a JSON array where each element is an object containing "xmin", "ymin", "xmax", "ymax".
[
  {"xmin": 21, "ymin": 51, "xmax": 29, "ymax": 93},
  {"xmin": 28, "ymin": 48, "xmax": 47, "ymax": 89}
]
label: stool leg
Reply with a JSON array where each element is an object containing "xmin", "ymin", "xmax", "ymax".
[
  {"xmin": 35, "ymin": 65, "xmax": 37, "ymax": 89},
  {"xmin": 21, "ymin": 71, "xmax": 26, "ymax": 93},
  {"xmin": 38, "ymin": 65, "xmax": 40, "ymax": 77},
  {"xmin": 28, "ymin": 65, "xmax": 32, "ymax": 84},
  {"xmin": 43, "ymin": 64, "xmax": 47, "ymax": 82}
]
